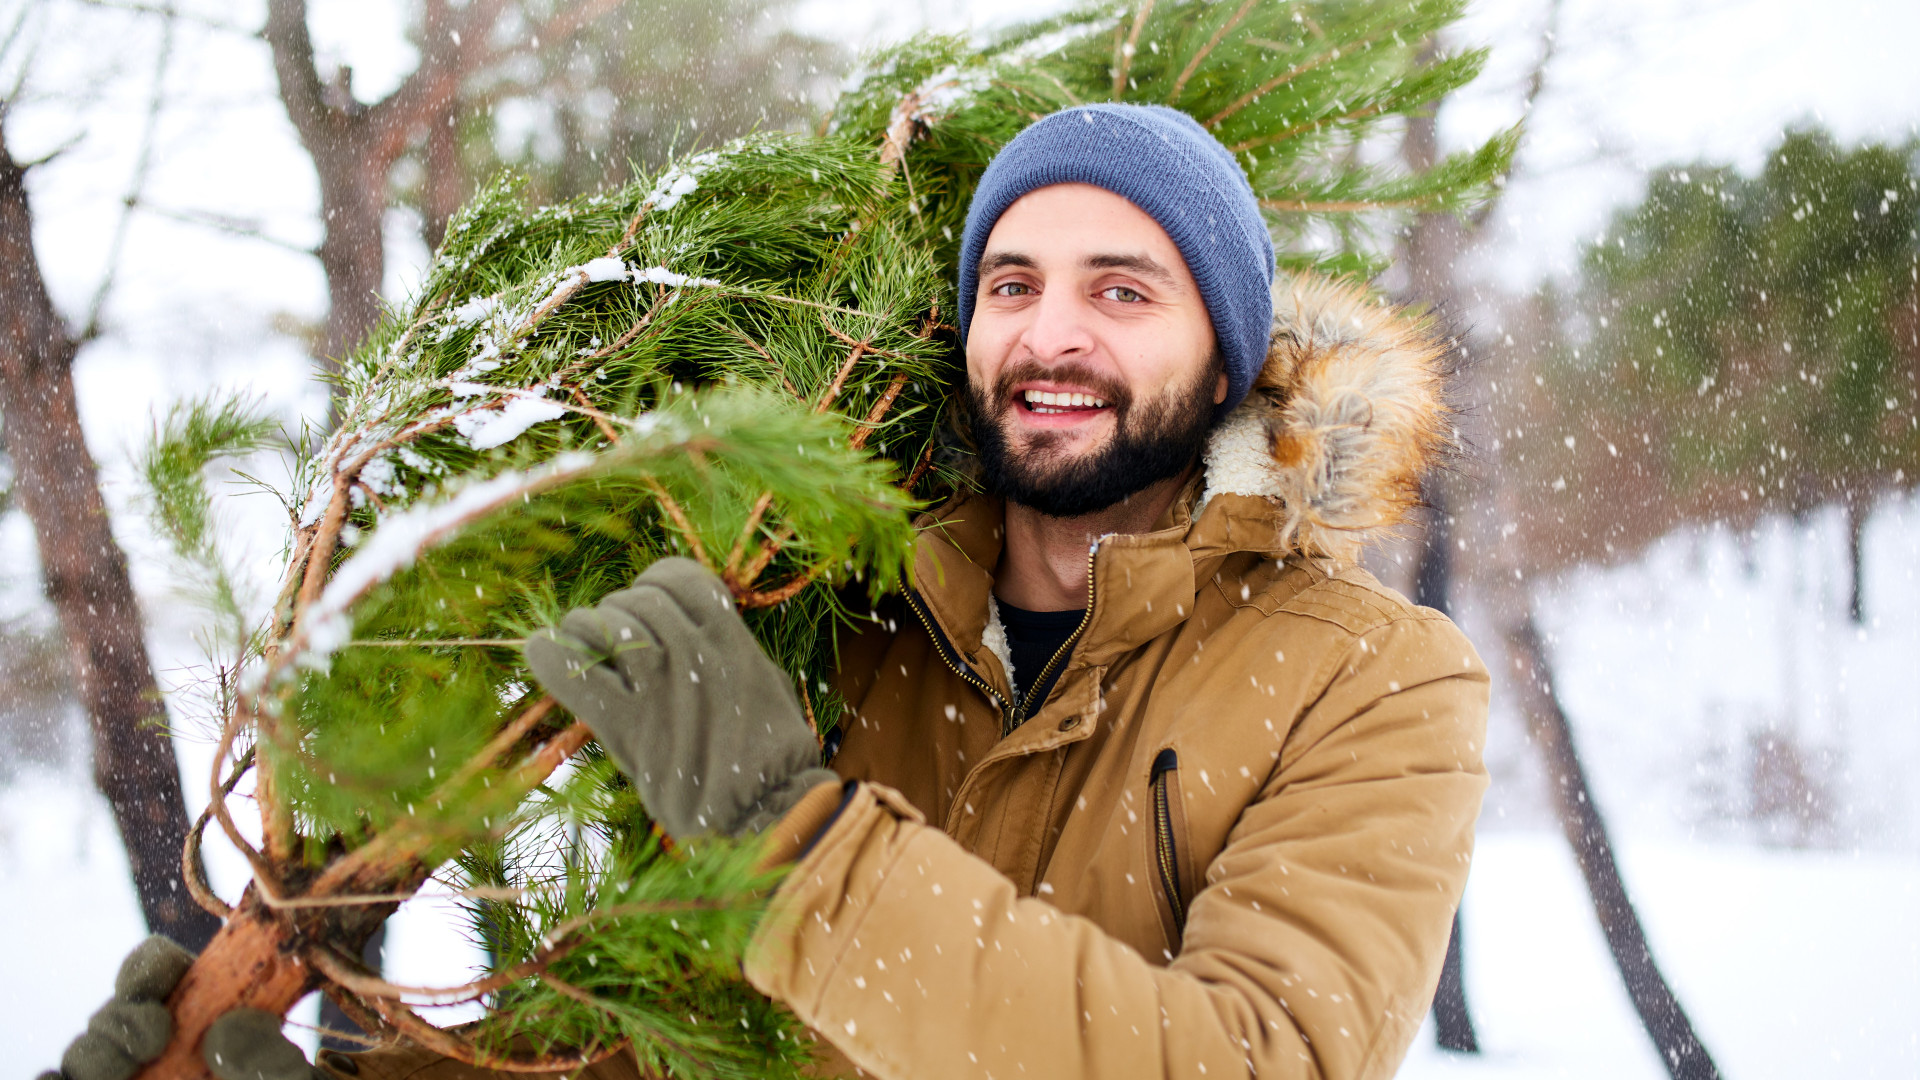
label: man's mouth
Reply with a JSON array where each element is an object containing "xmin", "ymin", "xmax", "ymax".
[{"xmin": 1019, "ymin": 389, "xmax": 1111, "ymax": 415}]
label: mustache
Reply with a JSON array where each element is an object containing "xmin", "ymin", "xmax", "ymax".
[{"xmin": 987, "ymin": 361, "xmax": 1131, "ymax": 413}]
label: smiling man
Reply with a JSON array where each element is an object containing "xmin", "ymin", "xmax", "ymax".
[
  {"xmin": 725, "ymin": 106, "xmax": 1490, "ymax": 1080},
  {"xmin": 45, "ymin": 106, "xmax": 1488, "ymax": 1080},
  {"xmin": 723, "ymin": 106, "xmax": 1491, "ymax": 1080}
]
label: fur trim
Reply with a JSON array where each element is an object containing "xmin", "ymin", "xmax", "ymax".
[{"xmin": 1200, "ymin": 273, "xmax": 1450, "ymax": 562}]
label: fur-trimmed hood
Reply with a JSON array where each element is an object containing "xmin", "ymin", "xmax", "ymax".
[{"xmin": 1198, "ymin": 273, "xmax": 1451, "ymax": 562}]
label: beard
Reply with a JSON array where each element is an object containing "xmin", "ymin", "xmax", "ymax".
[{"xmin": 965, "ymin": 355, "xmax": 1219, "ymax": 519}]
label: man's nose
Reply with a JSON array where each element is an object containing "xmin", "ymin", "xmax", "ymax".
[{"xmin": 1019, "ymin": 289, "xmax": 1096, "ymax": 363}]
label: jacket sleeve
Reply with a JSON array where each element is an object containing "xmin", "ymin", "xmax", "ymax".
[{"xmin": 743, "ymin": 614, "xmax": 1489, "ymax": 1080}]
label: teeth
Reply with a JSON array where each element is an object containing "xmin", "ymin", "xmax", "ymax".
[{"xmin": 1022, "ymin": 390, "xmax": 1108, "ymax": 409}]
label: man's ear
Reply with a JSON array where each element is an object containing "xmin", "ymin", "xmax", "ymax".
[{"xmin": 1213, "ymin": 369, "xmax": 1229, "ymax": 405}]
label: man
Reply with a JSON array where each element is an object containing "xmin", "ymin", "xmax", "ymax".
[{"xmin": 49, "ymin": 104, "xmax": 1486, "ymax": 1080}]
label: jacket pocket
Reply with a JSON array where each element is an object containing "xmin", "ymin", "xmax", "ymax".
[{"xmin": 1149, "ymin": 747, "xmax": 1190, "ymax": 941}]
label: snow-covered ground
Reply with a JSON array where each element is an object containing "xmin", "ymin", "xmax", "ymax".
[
  {"xmin": 5, "ymin": 500, "xmax": 1916, "ymax": 1077},
  {"xmin": 9, "ymin": 788, "xmax": 1914, "ymax": 1077},
  {"xmin": 1399, "ymin": 834, "xmax": 1919, "ymax": 1080}
]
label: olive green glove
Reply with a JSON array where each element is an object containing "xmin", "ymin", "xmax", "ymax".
[
  {"xmin": 42, "ymin": 936, "xmax": 342, "ymax": 1080},
  {"xmin": 41, "ymin": 937, "xmax": 188, "ymax": 1080},
  {"xmin": 524, "ymin": 557, "xmax": 837, "ymax": 840}
]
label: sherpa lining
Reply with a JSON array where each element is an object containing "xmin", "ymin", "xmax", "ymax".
[{"xmin": 980, "ymin": 593, "xmax": 1015, "ymax": 695}]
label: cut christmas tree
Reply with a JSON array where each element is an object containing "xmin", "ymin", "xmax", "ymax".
[{"xmin": 138, "ymin": 3, "xmax": 1514, "ymax": 1077}]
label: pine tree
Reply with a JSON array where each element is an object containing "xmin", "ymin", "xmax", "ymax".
[
  {"xmin": 138, "ymin": 4, "xmax": 1514, "ymax": 1077},
  {"xmin": 1502, "ymin": 129, "xmax": 1919, "ymax": 613}
]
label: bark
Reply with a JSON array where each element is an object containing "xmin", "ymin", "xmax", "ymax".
[
  {"xmin": 1413, "ymin": 485, "xmax": 1454, "ymax": 615},
  {"xmin": 139, "ymin": 891, "xmax": 320, "ymax": 1080},
  {"xmin": 133, "ymin": 719, "xmax": 590, "ymax": 1079},
  {"xmin": 0, "ymin": 119, "xmax": 220, "ymax": 950},
  {"xmin": 1845, "ymin": 497, "xmax": 1867, "ymax": 625},
  {"xmin": 262, "ymin": 0, "xmax": 510, "ymax": 388},
  {"xmin": 1504, "ymin": 614, "xmax": 1721, "ymax": 1080},
  {"xmin": 135, "ymin": 885, "xmax": 395, "ymax": 1080},
  {"xmin": 1409, "ymin": 488, "xmax": 1476, "ymax": 1052},
  {"xmin": 318, "ymin": 927, "xmax": 386, "ymax": 1053},
  {"xmin": 1431, "ymin": 910, "xmax": 1477, "ymax": 1053},
  {"xmin": 421, "ymin": 100, "xmax": 466, "ymax": 253},
  {"xmin": 1395, "ymin": 70, "xmax": 1481, "ymax": 1055}
]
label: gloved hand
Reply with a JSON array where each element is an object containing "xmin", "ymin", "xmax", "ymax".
[
  {"xmin": 524, "ymin": 557, "xmax": 837, "ymax": 840},
  {"xmin": 41, "ymin": 936, "xmax": 337, "ymax": 1080}
]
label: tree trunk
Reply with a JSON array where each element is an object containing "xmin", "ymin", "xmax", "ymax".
[
  {"xmin": 1503, "ymin": 613, "xmax": 1720, "ymax": 1080},
  {"xmin": 265, "ymin": 0, "xmax": 515, "ymax": 398},
  {"xmin": 421, "ymin": 100, "xmax": 467, "ymax": 253},
  {"xmin": 1397, "ymin": 77, "xmax": 1478, "ymax": 1050},
  {"xmin": 137, "ymin": 890, "xmax": 319, "ymax": 1080},
  {"xmin": 1431, "ymin": 910, "xmax": 1477, "ymax": 1053},
  {"xmin": 0, "ymin": 121, "xmax": 220, "ymax": 950},
  {"xmin": 318, "ymin": 926, "xmax": 384, "ymax": 1053},
  {"xmin": 1411, "ymin": 488, "xmax": 1477, "ymax": 1052},
  {"xmin": 313, "ymin": 142, "xmax": 389, "ymax": 382},
  {"xmin": 1845, "ymin": 497, "xmax": 1867, "ymax": 625}
]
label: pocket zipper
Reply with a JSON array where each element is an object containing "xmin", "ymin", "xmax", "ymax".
[{"xmin": 1150, "ymin": 747, "xmax": 1186, "ymax": 931}]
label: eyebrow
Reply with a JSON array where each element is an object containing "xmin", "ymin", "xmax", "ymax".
[
  {"xmin": 977, "ymin": 251, "xmax": 1036, "ymax": 276},
  {"xmin": 976, "ymin": 250, "xmax": 1180, "ymax": 287},
  {"xmin": 1083, "ymin": 252, "xmax": 1179, "ymax": 286}
]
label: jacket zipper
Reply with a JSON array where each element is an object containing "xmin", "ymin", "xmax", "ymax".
[
  {"xmin": 904, "ymin": 588, "xmax": 1009, "ymax": 714},
  {"xmin": 1150, "ymin": 747, "xmax": 1186, "ymax": 931},
  {"xmin": 1007, "ymin": 544, "xmax": 1100, "ymax": 731}
]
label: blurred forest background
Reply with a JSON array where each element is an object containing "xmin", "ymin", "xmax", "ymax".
[{"xmin": 0, "ymin": 0, "xmax": 1914, "ymax": 1078}]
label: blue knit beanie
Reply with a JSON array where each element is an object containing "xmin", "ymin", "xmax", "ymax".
[{"xmin": 957, "ymin": 103, "xmax": 1276, "ymax": 415}]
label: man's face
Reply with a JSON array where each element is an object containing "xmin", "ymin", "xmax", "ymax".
[{"xmin": 966, "ymin": 183, "xmax": 1227, "ymax": 518}]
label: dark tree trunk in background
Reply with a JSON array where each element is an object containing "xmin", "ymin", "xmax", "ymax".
[
  {"xmin": 1432, "ymin": 911, "xmax": 1476, "ymax": 1052},
  {"xmin": 1414, "ymin": 488, "xmax": 1454, "ymax": 615},
  {"xmin": 1504, "ymin": 614, "xmax": 1721, "ymax": 1080},
  {"xmin": 1398, "ymin": 67, "xmax": 1480, "ymax": 1052},
  {"xmin": 421, "ymin": 101, "xmax": 467, "ymax": 253},
  {"xmin": 1412, "ymin": 488, "xmax": 1477, "ymax": 1053},
  {"xmin": 0, "ymin": 119, "xmax": 220, "ymax": 950},
  {"xmin": 1399, "ymin": 6, "xmax": 1718, "ymax": 1072},
  {"xmin": 1845, "ymin": 497, "xmax": 1867, "ymax": 625}
]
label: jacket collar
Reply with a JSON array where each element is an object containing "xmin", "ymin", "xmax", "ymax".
[
  {"xmin": 910, "ymin": 271, "xmax": 1451, "ymax": 684},
  {"xmin": 910, "ymin": 482, "xmax": 1296, "ymax": 688}
]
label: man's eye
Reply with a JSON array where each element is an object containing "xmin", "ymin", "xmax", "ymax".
[
  {"xmin": 1102, "ymin": 286, "xmax": 1144, "ymax": 303},
  {"xmin": 993, "ymin": 282, "xmax": 1033, "ymax": 297}
]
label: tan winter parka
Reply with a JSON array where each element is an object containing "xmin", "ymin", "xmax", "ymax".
[
  {"xmin": 744, "ymin": 276, "xmax": 1489, "ymax": 1079},
  {"xmin": 336, "ymin": 277, "xmax": 1488, "ymax": 1080}
]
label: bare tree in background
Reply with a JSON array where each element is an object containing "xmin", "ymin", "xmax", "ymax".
[
  {"xmin": 1394, "ymin": 5, "xmax": 1722, "ymax": 1076},
  {"xmin": 263, "ymin": 0, "xmax": 629, "ymax": 384},
  {"xmin": 0, "ymin": 111, "xmax": 221, "ymax": 950},
  {"xmin": 257, "ymin": 0, "xmax": 839, "ymax": 1045},
  {"xmin": 265, "ymin": 0, "xmax": 839, "ymax": 396}
]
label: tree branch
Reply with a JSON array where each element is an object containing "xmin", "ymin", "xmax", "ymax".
[
  {"xmin": 261, "ymin": 0, "xmax": 332, "ymax": 153},
  {"xmin": 1111, "ymin": 0, "xmax": 1156, "ymax": 99},
  {"xmin": 70, "ymin": 0, "xmax": 244, "ymax": 31},
  {"xmin": 1167, "ymin": 0, "xmax": 1256, "ymax": 105},
  {"xmin": 131, "ymin": 199, "xmax": 315, "ymax": 254},
  {"xmin": 81, "ymin": 0, "xmax": 177, "ymax": 342}
]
